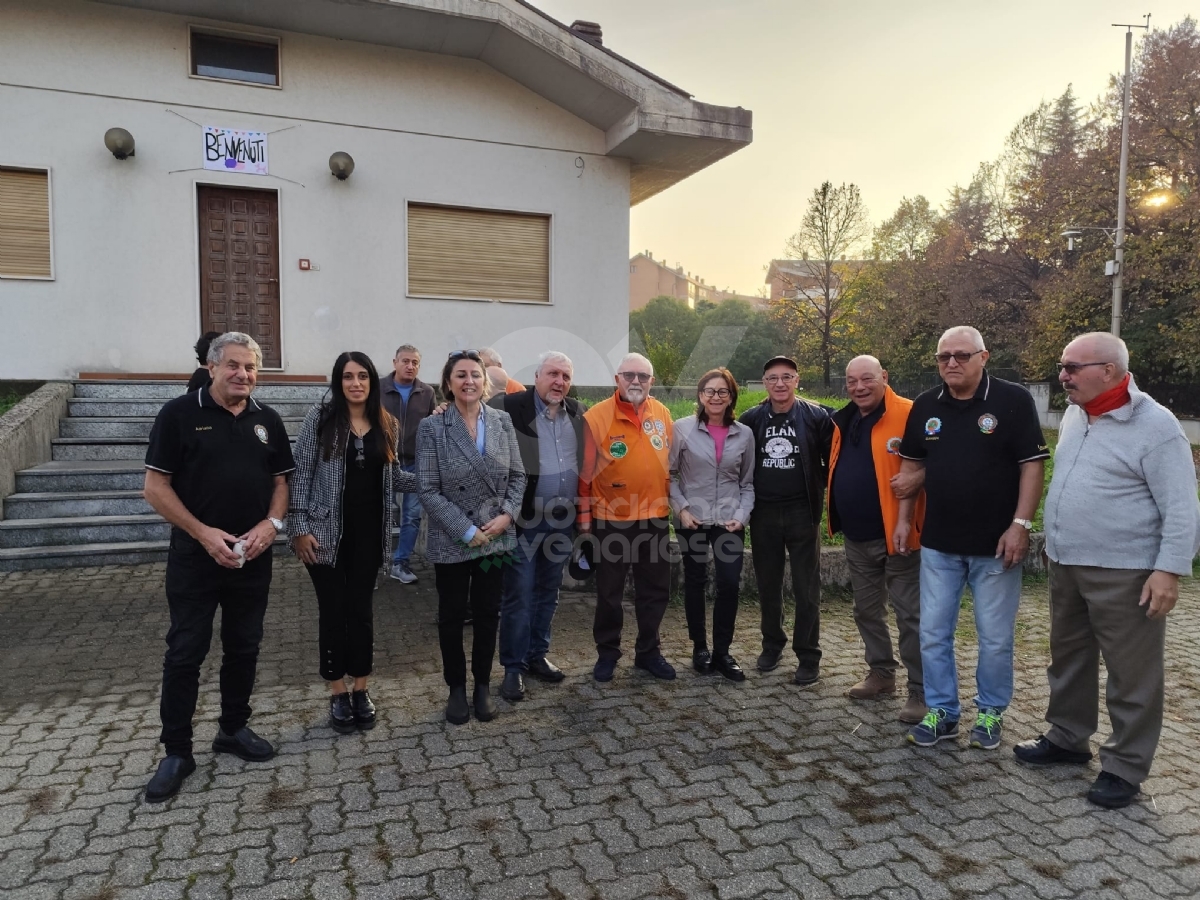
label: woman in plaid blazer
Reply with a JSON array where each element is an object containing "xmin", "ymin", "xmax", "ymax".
[
  {"xmin": 288, "ymin": 352, "xmax": 416, "ymax": 734},
  {"xmin": 417, "ymin": 350, "xmax": 525, "ymax": 725}
]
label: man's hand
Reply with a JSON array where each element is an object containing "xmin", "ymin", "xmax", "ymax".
[
  {"xmin": 480, "ymin": 513, "xmax": 512, "ymax": 538},
  {"xmin": 1140, "ymin": 570, "xmax": 1180, "ymax": 619},
  {"xmin": 200, "ymin": 526, "xmax": 244, "ymax": 568},
  {"xmin": 293, "ymin": 533, "xmax": 319, "ymax": 566},
  {"xmin": 239, "ymin": 520, "xmax": 278, "ymax": 562},
  {"xmin": 994, "ymin": 523, "xmax": 1030, "ymax": 570},
  {"xmin": 678, "ymin": 508, "xmax": 700, "ymax": 530},
  {"xmin": 723, "ymin": 519, "xmax": 743, "ymax": 532},
  {"xmin": 890, "ymin": 468, "xmax": 924, "ymax": 500},
  {"xmin": 893, "ymin": 521, "xmax": 912, "ymax": 556}
]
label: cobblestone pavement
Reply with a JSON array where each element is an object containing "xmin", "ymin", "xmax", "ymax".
[{"xmin": 2, "ymin": 558, "xmax": 1199, "ymax": 900}]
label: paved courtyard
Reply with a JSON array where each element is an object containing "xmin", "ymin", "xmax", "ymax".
[{"xmin": 2, "ymin": 558, "xmax": 1199, "ymax": 900}]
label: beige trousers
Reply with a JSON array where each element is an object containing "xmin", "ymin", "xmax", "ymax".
[{"xmin": 1045, "ymin": 561, "xmax": 1165, "ymax": 785}]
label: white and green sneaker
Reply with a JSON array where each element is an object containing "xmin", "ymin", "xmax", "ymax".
[
  {"xmin": 969, "ymin": 708, "xmax": 1004, "ymax": 750},
  {"xmin": 907, "ymin": 708, "xmax": 959, "ymax": 747}
]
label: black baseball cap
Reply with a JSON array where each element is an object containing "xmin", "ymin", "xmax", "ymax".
[{"xmin": 762, "ymin": 355, "xmax": 798, "ymax": 373}]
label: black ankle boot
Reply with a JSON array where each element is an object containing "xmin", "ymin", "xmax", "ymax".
[
  {"xmin": 474, "ymin": 684, "xmax": 496, "ymax": 722},
  {"xmin": 445, "ymin": 686, "xmax": 469, "ymax": 725},
  {"xmin": 329, "ymin": 693, "xmax": 356, "ymax": 734}
]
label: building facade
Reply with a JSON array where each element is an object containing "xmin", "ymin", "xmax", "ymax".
[{"xmin": 0, "ymin": 0, "xmax": 751, "ymax": 383}]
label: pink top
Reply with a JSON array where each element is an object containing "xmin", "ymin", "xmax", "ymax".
[{"xmin": 706, "ymin": 423, "xmax": 731, "ymax": 464}]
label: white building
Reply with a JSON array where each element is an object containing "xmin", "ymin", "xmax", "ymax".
[{"xmin": 0, "ymin": 0, "xmax": 751, "ymax": 383}]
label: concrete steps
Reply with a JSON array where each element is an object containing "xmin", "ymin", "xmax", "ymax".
[{"xmin": 0, "ymin": 379, "xmax": 328, "ymax": 571}]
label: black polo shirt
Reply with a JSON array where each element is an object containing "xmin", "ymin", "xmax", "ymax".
[
  {"xmin": 899, "ymin": 372, "xmax": 1048, "ymax": 556},
  {"xmin": 145, "ymin": 387, "xmax": 295, "ymax": 545}
]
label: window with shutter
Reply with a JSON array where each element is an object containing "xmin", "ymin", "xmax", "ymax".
[
  {"xmin": 407, "ymin": 203, "xmax": 550, "ymax": 303},
  {"xmin": 0, "ymin": 168, "xmax": 52, "ymax": 279}
]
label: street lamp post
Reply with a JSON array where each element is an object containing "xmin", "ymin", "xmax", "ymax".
[{"xmin": 1111, "ymin": 16, "xmax": 1150, "ymax": 337}]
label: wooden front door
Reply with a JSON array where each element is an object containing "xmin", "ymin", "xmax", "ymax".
[{"xmin": 198, "ymin": 186, "xmax": 281, "ymax": 368}]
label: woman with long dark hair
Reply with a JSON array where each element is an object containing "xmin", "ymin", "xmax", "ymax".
[
  {"xmin": 417, "ymin": 350, "xmax": 525, "ymax": 724},
  {"xmin": 288, "ymin": 351, "xmax": 415, "ymax": 733},
  {"xmin": 669, "ymin": 368, "xmax": 755, "ymax": 681}
]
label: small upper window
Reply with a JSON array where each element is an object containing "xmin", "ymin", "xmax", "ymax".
[{"xmin": 191, "ymin": 30, "xmax": 279, "ymax": 86}]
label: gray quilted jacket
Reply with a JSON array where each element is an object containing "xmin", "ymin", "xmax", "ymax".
[
  {"xmin": 287, "ymin": 404, "xmax": 416, "ymax": 567},
  {"xmin": 416, "ymin": 404, "xmax": 526, "ymax": 564}
]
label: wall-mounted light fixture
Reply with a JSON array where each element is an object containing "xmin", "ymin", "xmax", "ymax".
[
  {"xmin": 328, "ymin": 152, "xmax": 354, "ymax": 180},
  {"xmin": 104, "ymin": 128, "xmax": 136, "ymax": 160}
]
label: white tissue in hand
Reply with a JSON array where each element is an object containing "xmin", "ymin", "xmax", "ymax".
[{"xmin": 232, "ymin": 540, "xmax": 247, "ymax": 568}]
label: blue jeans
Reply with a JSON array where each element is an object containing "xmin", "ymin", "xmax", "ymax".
[
  {"xmin": 499, "ymin": 521, "xmax": 573, "ymax": 673},
  {"xmin": 391, "ymin": 463, "xmax": 420, "ymax": 567},
  {"xmin": 919, "ymin": 546, "xmax": 1023, "ymax": 720}
]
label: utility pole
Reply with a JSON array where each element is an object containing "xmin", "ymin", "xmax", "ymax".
[{"xmin": 1111, "ymin": 14, "xmax": 1150, "ymax": 337}]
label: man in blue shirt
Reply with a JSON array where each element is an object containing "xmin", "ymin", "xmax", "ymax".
[{"xmin": 380, "ymin": 344, "xmax": 435, "ymax": 583}]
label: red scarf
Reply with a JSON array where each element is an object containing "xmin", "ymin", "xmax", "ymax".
[{"xmin": 1082, "ymin": 372, "xmax": 1131, "ymax": 417}]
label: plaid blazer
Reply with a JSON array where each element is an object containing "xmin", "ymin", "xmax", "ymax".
[
  {"xmin": 416, "ymin": 403, "xmax": 526, "ymax": 564},
  {"xmin": 287, "ymin": 404, "xmax": 416, "ymax": 567}
]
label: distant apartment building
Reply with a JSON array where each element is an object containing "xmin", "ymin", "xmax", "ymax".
[
  {"xmin": 630, "ymin": 251, "xmax": 764, "ymax": 312},
  {"xmin": 765, "ymin": 258, "xmax": 868, "ymax": 302}
]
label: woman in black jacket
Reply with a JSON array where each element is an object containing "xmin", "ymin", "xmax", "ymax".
[{"xmin": 289, "ymin": 352, "xmax": 415, "ymax": 733}]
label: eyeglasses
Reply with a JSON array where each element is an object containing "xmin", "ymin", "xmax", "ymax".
[
  {"xmin": 1057, "ymin": 361, "xmax": 1111, "ymax": 375},
  {"xmin": 844, "ymin": 377, "xmax": 878, "ymax": 388},
  {"xmin": 935, "ymin": 350, "xmax": 984, "ymax": 366},
  {"xmin": 618, "ymin": 371, "xmax": 652, "ymax": 383},
  {"xmin": 448, "ymin": 349, "xmax": 482, "ymax": 362},
  {"xmin": 700, "ymin": 388, "xmax": 731, "ymax": 399},
  {"xmin": 353, "ymin": 435, "xmax": 365, "ymax": 469},
  {"xmin": 764, "ymin": 373, "xmax": 797, "ymax": 385}
]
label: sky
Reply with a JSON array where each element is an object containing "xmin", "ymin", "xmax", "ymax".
[{"xmin": 533, "ymin": 0, "xmax": 1195, "ymax": 296}]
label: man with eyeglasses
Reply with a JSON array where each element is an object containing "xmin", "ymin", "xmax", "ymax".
[
  {"xmin": 827, "ymin": 355, "xmax": 927, "ymax": 724},
  {"xmin": 739, "ymin": 355, "xmax": 834, "ymax": 685},
  {"xmin": 578, "ymin": 353, "xmax": 676, "ymax": 682},
  {"xmin": 1014, "ymin": 332, "xmax": 1200, "ymax": 808},
  {"xmin": 893, "ymin": 326, "xmax": 1048, "ymax": 752}
]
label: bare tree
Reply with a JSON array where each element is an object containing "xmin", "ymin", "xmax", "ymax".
[{"xmin": 774, "ymin": 181, "xmax": 871, "ymax": 387}]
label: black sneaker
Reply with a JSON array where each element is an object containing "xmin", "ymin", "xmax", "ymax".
[
  {"xmin": 1087, "ymin": 772, "xmax": 1140, "ymax": 809},
  {"xmin": 756, "ymin": 647, "xmax": 783, "ymax": 672},
  {"xmin": 593, "ymin": 657, "xmax": 617, "ymax": 683},
  {"xmin": 792, "ymin": 664, "xmax": 820, "ymax": 686},
  {"xmin": 1013, "ymin": 734, "xmax": 1092, "ymax": 766},
  {"xmin": 634, "ymin": 655, "xmax": 677, "ymax": 680}
]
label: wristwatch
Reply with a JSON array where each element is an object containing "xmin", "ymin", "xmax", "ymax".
[
  {"xmin": 268, "ymin": 517, "xmax": 285, "ymax": 533},
  {"xmin": 1012, "ymin": 518, "xmax": 1033, "ymax": 531}
]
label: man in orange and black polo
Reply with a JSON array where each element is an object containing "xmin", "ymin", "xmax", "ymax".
[{"xmin": 578, "ymin": 352, "xmax": 676, "ymax": 683}]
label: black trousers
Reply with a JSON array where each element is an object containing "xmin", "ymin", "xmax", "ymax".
[
  {"xmin": 749, "ymin": 502, "xmax": 821, "ymax": 666},
  {"xmin": 593, "ymin": 518, "xmax": 672, "ymax": 663},
  {"xmin": 434, "ymin": 558, "xmax": 503, "ymax": 688},
  {"xmin": 306, "ymin": 532, "xmax": 380, "ymax": 681},
  {"xmin": 677, "ymin": 525, "xmax": 745, "ymax": 656},
  {"xmin": 160, "ymin": 541, "xmax": 272, "ymax": 757}
]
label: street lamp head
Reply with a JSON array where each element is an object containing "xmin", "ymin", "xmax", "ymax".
[
  {"xmin": 1060, "ymin": 229, "xmax": 1082, "ymax": 238},
  {"xmin": 104, "ymin": 127, "xmax": 135, "ymax": 160}
]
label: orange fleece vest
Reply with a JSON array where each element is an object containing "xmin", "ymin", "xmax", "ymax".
[
  {"xmin": 826, "ymin": 386, "xmax": 925, "ymax": 554},
  {"xmin": 579, "ymin": 392, "xmax": 673, "ymax": 522}
]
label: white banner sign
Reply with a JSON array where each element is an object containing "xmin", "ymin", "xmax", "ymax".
[{"xmin": 203, "ymin": 126, "xmax": 269, "ymax": 175}]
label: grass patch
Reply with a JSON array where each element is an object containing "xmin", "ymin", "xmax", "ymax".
[{"xmin": 0, "ymin": 391, "xmax": 25, "ymax": 417}]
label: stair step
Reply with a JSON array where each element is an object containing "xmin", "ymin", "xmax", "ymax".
[
  {"xmin": 0, "ymin": 513, "xmax": 169, "ymax": 548},
  {"xmin": 3, "ymin": 490, "xmax": 151, "ymax": 519},
  {"xmin": 68, "ymin": 398, "xmax": 319, "ymax": 417},
  {"xmin": 59, "ymin": 417, "xmax": 305, "ymax": 440},
  {"xmin": 0, "ymin": 540, "xmax": 170, "ymax": 571},
  {"xmin": 73, "ymin": 381, "xmax": 329, "ymax": 400},
  {"xmin": 15, "ymin": 461, "xmax": 147, "ymax": 493},
  {"xmin": 52, "ymin": 438, "xmax": 149, "ymax": 462}
]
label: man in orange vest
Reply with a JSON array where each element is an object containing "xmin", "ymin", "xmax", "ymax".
[
  {"xmin": 578, "ymin": 352, "xmax": 676, "ymax": 683},
  {"xmin": 827, "ymin": 356, "xmax": 927, "ymax": 724}
]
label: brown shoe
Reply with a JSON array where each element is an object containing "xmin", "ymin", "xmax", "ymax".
[
  {"xmin": 848, "ymin": 670, "xmax": 896, "ymax": 700},
  {"xmin": 899, "ymin": 690, "xmax": 928, "ymax": 725}
]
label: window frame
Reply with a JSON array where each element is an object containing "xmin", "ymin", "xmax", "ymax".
[
  {"xmin": 0, "ymin": 165, "xmax": 55, "ymax": 281},
  {"xmin": 187, "ymin": 25, "xmax": 282, "ymax": 90},
  {"xmin": 404, "ymin": 200, "xmax": 554, "ymax": 306}
]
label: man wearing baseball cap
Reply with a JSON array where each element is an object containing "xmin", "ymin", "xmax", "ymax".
[{"xmin": 739, "ymin": 355, "xmax": 833, "ymax": 684}]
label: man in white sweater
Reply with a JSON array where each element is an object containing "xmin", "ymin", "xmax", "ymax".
[{"xmin": 1015, "ymin": 332, "xmax": 1200, "ymax": 809}]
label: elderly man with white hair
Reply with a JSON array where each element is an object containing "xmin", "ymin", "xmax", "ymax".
[
  {"xmin": 488, "ymin": 351, "xmax": 585, "ymax": 701},
  {"xmin": 894, "ymin": 326, "xmax": 1049, "ymax": 751},
  {"xmin": 579, "ymin": 352, "xmax": 677, "ymax": 683},
  {"xmin": 1014, "ymin": 332, "xmax": 1200, "ymax": 808}
]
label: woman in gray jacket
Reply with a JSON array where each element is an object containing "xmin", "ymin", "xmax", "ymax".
[
  {"xmin": 669, "ymin": 368, "xmax": 755, "ymax": 681},
  {"xmin": 289, "ymin": 352, "xmax": 416, "ymax": 734},
  {"xmin": 417, "ymin": 351, "xmax": 525, "ymax": 725}
]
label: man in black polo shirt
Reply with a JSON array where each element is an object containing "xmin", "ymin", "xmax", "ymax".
[
  {"xmin": 893, "ymin": 326, "xmax": 1048, "ymax": 752},
  {"xmin": 142, "ymin": 332, "xmax": 294, "ymax": 802}
]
